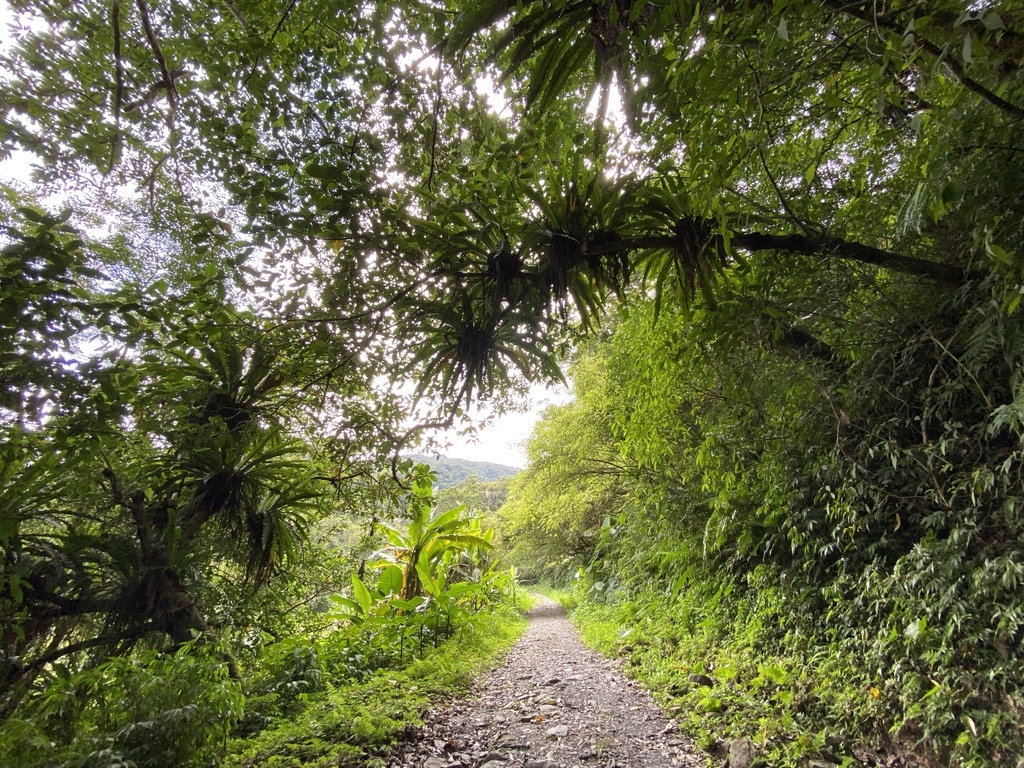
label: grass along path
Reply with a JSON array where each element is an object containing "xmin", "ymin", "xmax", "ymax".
[{"xmin": 224, "ymin": 605, "xmax": 527, "ymax": 768}]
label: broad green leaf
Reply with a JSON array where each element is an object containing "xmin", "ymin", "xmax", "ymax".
[
  {"xmin": 777, "ymin": 17, "xmax": 789, "ymax": 42},
  {"xmin": 352, "ymin": 574, "xmax": 373, "ymax": 615},
  {"xmin": 378, "ymin": 564, "xmax": 404, "ymax": 596}
]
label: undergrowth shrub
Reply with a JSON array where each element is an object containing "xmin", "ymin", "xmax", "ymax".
[
  {"xmin": 572, "ymin": 554, "xmax": 1024, "ymax": 768},
  {"xmin": 224, "ymin": 603, "xmax": 526, "ymax": 767},
  {"xmin": 0, "ymin": 638, "xmax": 243, "ymax": 768},
  {"xmin": 542, "ymin": 278, "xmax": 1024, "ymax": 767}
]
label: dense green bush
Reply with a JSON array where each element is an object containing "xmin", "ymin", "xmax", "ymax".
[
  {"xmin": 5, "ymin": 0, "xmax": 1024, "ymax": 765},
  {"xmin": 0, "ymin": 463, "xmax": 523, "ymax": 767},
  {"xmin": 0, "ymin": 639, "xmax": 243, "ymax": 768},
  {"xmin": 501, "ymin": 280, "xmax": 1024, "ymax": 765}
]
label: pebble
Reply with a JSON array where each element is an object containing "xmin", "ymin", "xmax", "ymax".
[{"xmin": 730, "ymin": 737, "xmax": 757, "ymax": 768}]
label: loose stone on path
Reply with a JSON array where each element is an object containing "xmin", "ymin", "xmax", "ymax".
[{"xmin": 387, "ymin": 599, "xmax": 704, "ymax": 768}]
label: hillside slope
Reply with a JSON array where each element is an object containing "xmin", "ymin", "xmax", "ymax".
[{"xmin": 408, "ymin": 454, "xmax": 519, "ymax": 488}]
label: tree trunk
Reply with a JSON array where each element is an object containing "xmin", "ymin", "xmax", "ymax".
[{"xmin": 143, "ymin": 559, "xmax": 209, "ymax": 644}]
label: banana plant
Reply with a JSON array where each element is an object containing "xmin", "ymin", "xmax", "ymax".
[
  {"xmin": 326, "ymin": 467, "xmax": 496, "ymax": 668},
  {"xmin": 377, "ymin": 465, "xmax": 494, "ymax": 599}
]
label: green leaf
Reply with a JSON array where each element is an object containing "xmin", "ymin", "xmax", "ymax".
[
  {"xmin": 986, "ymin": 241, "xmax": 1012, "ymax": 266},
  {"xmin": 352, "ymin": 574, "xmax": 373, "ymax": 615},
  {"xmin": 904, "ymin": 617, "xmax": 926, "ymax": 640},
  {"xmin": 777, "ymin": 18, "xmax": 789, "ymax": 42},
  {"xmin": 444, "ymin": 582, "xmax": 477, "ymax": 599},
  {"xmin": 378, "ymin": 564, "xmax": 404, "ymax": 596},
  {"xmin": 415, "ymin": 562, "xmax": 439, "ymax": 596},
  {"xmin": 328, "ymin": 595, "xmax": 362, "ymax": 621},
  {"xmin": 982, "ymin": 12, "xmax": 1005, "ymax": 31},
  {"xmin": 448, "ymin": 0, "xmax": 510, "ymax": 51},
  {"xmin": 304, "ymin": 163, "xmax": 347, "ymax": 181}
]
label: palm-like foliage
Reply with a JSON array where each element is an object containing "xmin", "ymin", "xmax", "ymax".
[
  {"xmin": 140, "ymin": 313, "xmax": 323, "ymax": 588},
  {"xmin": 520, "ymin": 163, "xmax": 638, "ymax": 324},
  {"xmin": 0, "ymin": 296, "xmax": 327, "ymax": 708},
  {"xmin": 628, "ymin": 176, "xmax": 735, "ymax": 314},
  {"xmin": 458, "ymin": 0, "xmax": 671, "ymax": 118},
  {"xmin": 406, "ymin": 293, "xmax": 563, "ymax": 407},
  {"xmin": 404, "ymin": 163, "xmax": 644, "ymax": 404}
]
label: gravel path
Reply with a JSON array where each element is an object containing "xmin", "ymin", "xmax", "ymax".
[{"xmin": 387, "ymin": 599, "xmax": 705, "ymax": 768}]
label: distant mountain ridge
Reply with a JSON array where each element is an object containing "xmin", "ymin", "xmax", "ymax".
[{"xmin": 407, "ymin": 454, "xmax": 520, "ymax": 488}]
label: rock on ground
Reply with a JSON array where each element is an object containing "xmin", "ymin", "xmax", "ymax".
[{"xmin": 387, "ymin": 599, "xmax": 704, "ymax": 768}]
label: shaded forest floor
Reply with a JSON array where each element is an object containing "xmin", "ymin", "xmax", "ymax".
[{"xmin": 386, "ymin": 599, "xmax": 703, "ymax": 768}]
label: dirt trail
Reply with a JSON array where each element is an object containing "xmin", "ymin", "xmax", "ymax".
[{"xmin": 387, "ymin": 599, "xmax": 705, "ymax": 768}]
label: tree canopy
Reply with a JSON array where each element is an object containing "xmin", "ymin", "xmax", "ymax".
[{"xmin": 5, "ymin": 1, "xmax": 1018, "ymax": 401}]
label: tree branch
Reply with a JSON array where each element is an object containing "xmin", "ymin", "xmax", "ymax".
[
  {"xmin": 220, "ymin": 0, "xmax": 251, "ymax": 32},
  {"xmin": 582, "ymin": 226, "xmax": 979, "ymax": 284},
  {"xmin": 134, "ymin": 0, "xmax": 179, "ymax": 113},
  {"xmin": 426, "ymin": 71, "xmax": 443, "ymax": 192},
  {"xmin": 730, "ymin": 230, "xmax": 978, "ymax": 283},
  {"xmin": 830, "ymin": 0, "xmax": 1024, "ymax": 120},
  {"xmin": 244, "ymin": 0, "xmax": 299, "ymax": 86},
  {"xmin": 23, "ymin": 631, "xmax": 142, "ymax": 675},
  {"xmin": 109, "ymin": 0, "xmax": 125, "ymax": 171}
]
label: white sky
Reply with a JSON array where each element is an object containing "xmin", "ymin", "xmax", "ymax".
[{"xmin": 439, "ymin": 381, "xmax": 572, "ymax": 468}]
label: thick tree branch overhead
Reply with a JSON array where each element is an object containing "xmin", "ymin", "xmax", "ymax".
[{"xmin": 583, "ymin": 228, "xmax": 975, "ymax": 285}]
